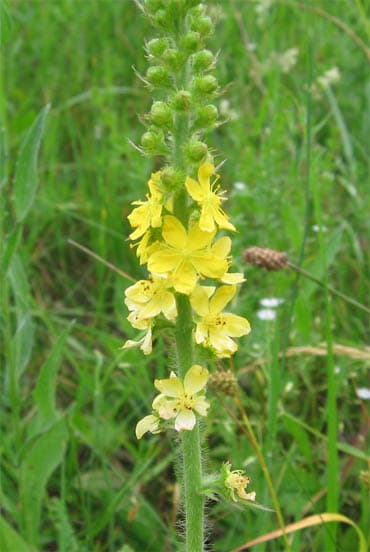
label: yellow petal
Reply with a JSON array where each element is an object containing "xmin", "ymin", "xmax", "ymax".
[
  {"xmin": 153, "ymin": 396, "xmax": 179, "ymax": 420},
  {"xmin": 135, "ymin": 415, "xmax": 159, "ymax": 439},
  {"xmin": 141, "ymin": 327, "xmax": 153, "ymax": 355},
  {"xmin": 221, "ymin": 272, "xmax": 245, "ymax": 285},
  {"xmin": 195, "ymin": 322, "xmax": 208, "ymax": 344},
  {"xmin": 208, "ymin": 330, "xmax": 237, "ymax": 357},
  {"xmin": 172, "ymin": 261, "xmax": 198, "ymax": 294},
  {"xmin": 154, "ymin": 376, "xmax": 183, "ymax": 397},
  {"xmin": 223, "ymin": 313, "xmax": 251, "ymax": 336},
  {"xmin": 188, "ymin": 223, "xmax": 215, "ymax": 250},
  {"xmin": 214, "ymin": 209, "xmax": 236, "ymax": 232},
  {"xmin": 175, "ymin": 410, "xmax": 196, "ymax": 431},
  {"xmin": 185, "ymin": 176, "xmax": 204, "ymax": 202},
  {"xmin": 162, "ymin": 215, "xmax": 187, "ymax": 249},
  {"xmin": 184, "ymin": 364, "xmax": 209, "ymax": 395},
  {"xmin": 198, "ymin": 162, "xmax": 214, "ymax": 185},
  {"xmin": 209, "ymin": 285, "xmax": 236, "ymax": 314},
  {"xmin": 198, "ymin": 205, "xmax": 216, "ymax": 233},
  {"xmin": 191, "ymin": 253, "xmax": 228, "ymax": 278},
  {"xmin": 212, "ymin": 236, "xmax": 231, "ymax": 258},
  {"xmin": 190, "ymin": 285, "xmax": 211, "ymax": 316},
  {"xmin": 151, "ymin": 204, "xmax": 162, "ymax": 228},
  {"xmin": 193, "ymin": 396, "xmax": 210, "ymax": 416},
  {"xmin": 148, "ymin": 249, "xmax": 182, "ymax": 273}
]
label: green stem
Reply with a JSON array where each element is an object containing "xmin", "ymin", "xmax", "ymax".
[{"xmin": 175, "ymin": 293, "xmax": 204, "ymax": 552}]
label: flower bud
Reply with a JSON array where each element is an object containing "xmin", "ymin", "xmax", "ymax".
[
  {"xmin": 153, "ymin": 9, "xmax": 172, "ymax": 30},
  {"xmin": 194, "ymin": 104, "xmax": 218, "ymax": 129},
  {"xmin": 141, "ymin": 129, "xmax": 167, "ymax": 156},
  {"xmin": 180, "ymin": 31, "xmax": 201, "ymax": 54},
  {"xmin": 149, "ymin": 101, "xmax": 173, "ymax": 128},
  {"xmin": 192, "ymin": 49, "xmax": 214, "ymax": 73},
  {"xmin": 192, "ymin": 75, "xmax": 218, "ymax": 96},
  {"xmin": 162, "ymin": 48, "xmax": 183, "ymax": 71},
  {"xmin": 191, "ymin": 16, "xmax": 213, "ymax": 37},
  {"xmin": 146, "ymin": 65, "xmax": 171, "ymax": 88},
  {"xmin": 161, "ymin": 166, "xmax": 183, "ymax": 191},
  {"xmin": 185, "ymin": 140, "xmax": 208, "ymax": 163},
  {"xmin": 146, "ymin": 37, "xmax": 169, "ymax": 57},
  {"xmin": 172, "ymin": 90, "xmax": 192, "ymax": 111}
]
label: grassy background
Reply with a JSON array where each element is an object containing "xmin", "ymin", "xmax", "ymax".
[{"xmin": 1, "ymin": 0, "xmax": 369, "ymax": 550}]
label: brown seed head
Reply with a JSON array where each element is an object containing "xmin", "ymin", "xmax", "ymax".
[
  {"xmin": 242, "ymin": 246, "xmax": 288, "ymax": 271},
  {"xmin": 208, "ymin": 370, "xmax": 238, "ymax": 397}
]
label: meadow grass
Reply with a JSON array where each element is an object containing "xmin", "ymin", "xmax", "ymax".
[{"xmin": 1, "ymin": 1, "xmax": 369, "ymax": 550}]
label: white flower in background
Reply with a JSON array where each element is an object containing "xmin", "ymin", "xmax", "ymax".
[
  {"xmin": 257, "ymin": 309, "xmax": 276, "ymax": 321},
  {"xmin": 356, "ymin": 388, "xmax": 370, "ymax": 400},
  {"xmin": 317, "ymin": 67, "xmax": 341, "ymax": 89},
  {"xmin": 219, "ymin": 99, "xmax": 238, "ymax": 121},
  {"xmin": 260, "ymin": 297, "xmax": 284, "ymax": 308},
  {"xmin": 279, "ymin": 48, "xmax": 299, "ymax": 73}
]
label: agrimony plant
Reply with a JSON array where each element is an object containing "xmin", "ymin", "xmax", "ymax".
[{"xmin": 124, "ymin": 1, "xmax": 254, "ymax": 550}]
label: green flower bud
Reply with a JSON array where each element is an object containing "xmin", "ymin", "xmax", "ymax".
[
  {"xmin": 192, "ymin": 75, "xmax": 218, "ymax": 96},
  {"xmin": 180, "ymin": 31, "xmax": 201, "ymax": 54},
  {"xmin": 149, "ymin": 101, "xmax": 173, "ymax": 128},
  {"xmin": 153, "ymin": 9, "xmax": 172, "ymax": 30},
  {"xmin": 172, "ymin": 90, "xmax": 192, "ymax": 111},
  {"xmin": 141, "ymin": 129, "xmax": 167, "ymax": 156},
  {"xmin": 146, "ymin": 37, "xmax": 169, "ymax": 57},
  {"xmin": 185, "ymin": 140, "xmax": 208, "ymax": 163},
  {"xmin": 192, "ymin": 49, "xmax": 214, "ymax": 73},
  {"xmin": 162, "ymin": 48, "xmax": 183, "ymax": 71},
  {"xmin": 161, "ymin": 166, "xmax": 183, "ymax": 191},
  {"xmin": 146, "ymin": 65, "xmax": 171, "ymax": 88},
  {"xmin": 194, "ymin": 104, "xmax": 218, "ymax": 129},
  {"xmin": 191, "ymin": 16, "xmax": 213, "ymax": 37}
]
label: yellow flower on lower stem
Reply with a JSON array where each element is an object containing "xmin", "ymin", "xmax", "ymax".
[
  {"xmin": 153, "ymin": 365, "xmax": 210, "ymax": 431},
  {"xmin": 147, "ymin": 215, "xmax": 230, "ymax": 294},
  {"xmin": 185, "ymin": 162, "xmax": 236, "ymax": 233},
  {"xmin": 222, "ymin": 462, "xmax": 256, "ymax": 502},
  {"xmin": 122, "ymin": 313, "xmax": 153, "ymax": 355},
  {"xmin": 125, "ymin": 275, "xmax": 177, "ymax": 321},
  {"xmin": 190, "ymin": 285, "xmax": 250, "ymax": 357},
  {"xmin": 128, "ymin": 171, "xmax": 163, "ymax": 240}
]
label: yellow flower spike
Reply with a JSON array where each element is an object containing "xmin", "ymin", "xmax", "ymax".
[
  {"xmin": 190, "ymin": 285, "xmax": 251, "ymax": 357},
  {"xmin": 128, "ymin": 171, "xmax": 164, "ymax": 240},
  {"xmin": 135, "ymin": 414, "xmax": 161, "ymax": 439},
  {"xmin": 153, "ymin": 365, "xmax": 210, "ymax": 431},
  {"xmin": 223, "ymin": 462, "xmax": 256, "ymax": 503},
  {"xmin": 185, "ymin": 162, "xmax": 236, "ymax": 233},
  {"xmin": 125, "ymin": 275, "xmax": 177, "ymax": 321},
  {"xmin": 147, "ymin": 215, "xmax": 229, "ymax": 295}
]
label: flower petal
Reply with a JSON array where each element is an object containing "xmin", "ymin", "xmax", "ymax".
[
  {"xmin": 191, "ymin": 253, "xmax": 228, "ymax": 279},
  {"xmin": 198, "ymin": 162, "xmax": 214, "ymax": 185},
  {"xmin": 190, "ymin": 285, "xmax": 211, "ymax": 317},
  {"xmin": 184, "ymin": 364, "xmax": 209, "ymax": 394},
  {"xmin": 148, "ymin": 249, "xmax": 182, "ymax": 273},
  {"xmin": 172, "ymin": 261, "xmax": 198, "ymax": 294},
  {"xmin": 223, "ymin": 313, "xmax": 251, "ymax": 336},
  {"xmin": 162, "ymin": 215, "xmax": 187, "ymax": 249},
  {"xmin": 185, "ymin": 176, "xmax": 204, "ymax": 202},
  {"xmin": 175, "ymin": 409, "xmax": 196, "ymax": 431},
  {"xmin": 209, "ymin": 285, "xmax": 236, "ymax": 314},
  {"xmin": 188, "ymin": 223, "xmax": 215, "ymax": 250},
  {"xmin": 199, "ymin": 205, "xmax": 216, "ymax": 233},
  {"xmin": 154, "ymin": 376, "xmax": 183, "ymax": 397},
  {"xmin": 221, "ymin": 272, "xmax": 246, "ymax": 285},
  {"xmin": 212, "ymin": 236, "xmax": 231, "ymax": 258},
  {"xmin": 135, "ymin": 415, "xmax": 159, "ymax": 439},
  {"xmin": 193, "ymin": 395, "xmax": 210, "ymax": 416}
]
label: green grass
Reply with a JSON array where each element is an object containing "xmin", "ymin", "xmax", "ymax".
[{"xmin": 1, "ymin": 1, "xmax": 369, "ymax": 550}]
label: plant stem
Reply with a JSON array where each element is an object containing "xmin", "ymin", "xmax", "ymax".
[{"xmin": 175, "ymin": 293, "xmax": 204, "ymax": 552}]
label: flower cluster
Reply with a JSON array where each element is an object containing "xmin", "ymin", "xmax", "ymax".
[{"xmin": 124, "ymin": 162, "xmax": 250, "ymax": 359}]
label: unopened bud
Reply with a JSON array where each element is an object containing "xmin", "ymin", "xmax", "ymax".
[
  {"xmin": 172, "ymin": 90, "xmax": 192, "ymax": 111},
  {"xmin": 161, "ymin": 166, "xmax": 182, "ymax": 191},
  {"xmin": 141, "ymin": 129, "xmax": 167, "ymax": 156},
  {"xmin": 192, "ymin": 49, "xmax": 214, "ymax": 73},
  {"xmin": 149, "ymin": 101, "xmax": 173, "ymax": 128},
  {"xmin": 191, "ymin": 16, "xmax": 213, "ymax": 37},
  {"xmin": 146, "ymin": 65, "xmax": 171, "ymax": 88},
  {"xmin": 192, "ymin": 75, "xmax": 218, "ymax": 96},
  {"xmin": 194, "ymin": 104, "xmax": 218, "ymax": 129},
  {"xmin": 185, "ymin": 140, "xmax": 208, "ymax": 163},
  {"xmin": 180, "ymin": 31, "xmax": 201, "ymax": 54},
  {"xmin": 162, "ymin": 48, "xmax": 183, "ymax": 71},
  {"xmin": 146, "ymin": 38, "xmax": 169, "ymax": 57}
]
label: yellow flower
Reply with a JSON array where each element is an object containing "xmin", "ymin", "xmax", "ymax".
[
  {"xmin": 185, "ymin": 162, "xmax": 236, "ymax": 233},
  {"xmin": 190, "ymin": 285, "xmax": 250, "ymax": 357},
  {"xmin": 123, "ymin": 313, "xmax": 153, "ymax": 355},
  {"xmin": 135, "ymin": 414, "xmax": 161, "ymax": 439},
  {"xmin": 222, "ymin": 462, "xmax": 256, "ymax": 502},
  {"xmin": 153, "ymin": 365, "xmax": 210, "ymax": 431},
  {"xmin": 131, "ymin": 231, "xmax": 160, "ymax": 265},
  {"xmin": 128, "ymin": 172, "xmax": 163, "ymax": 240},
  {"xmin": 125, "ymin": 275, "xmax": 177, "ymax": 321},
  {"xmin": 147, "ymin": 215, "xmax": 230, "ymax": 295}
]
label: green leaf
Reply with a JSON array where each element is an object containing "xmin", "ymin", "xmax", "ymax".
[
  {"xmin": 32, "ymin": 322, "xmax": 75, "ymax": 435},
  {"xmin": 20, "ymin": 419, "xmax": 68, "ymax": 546},
  {"xmin": 14, "ymin": 104, "xmax": 50, "ymax": 223},
  {"xmin": 0, "ymin": 516, "xmax": 31, "ymax": 552}
]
